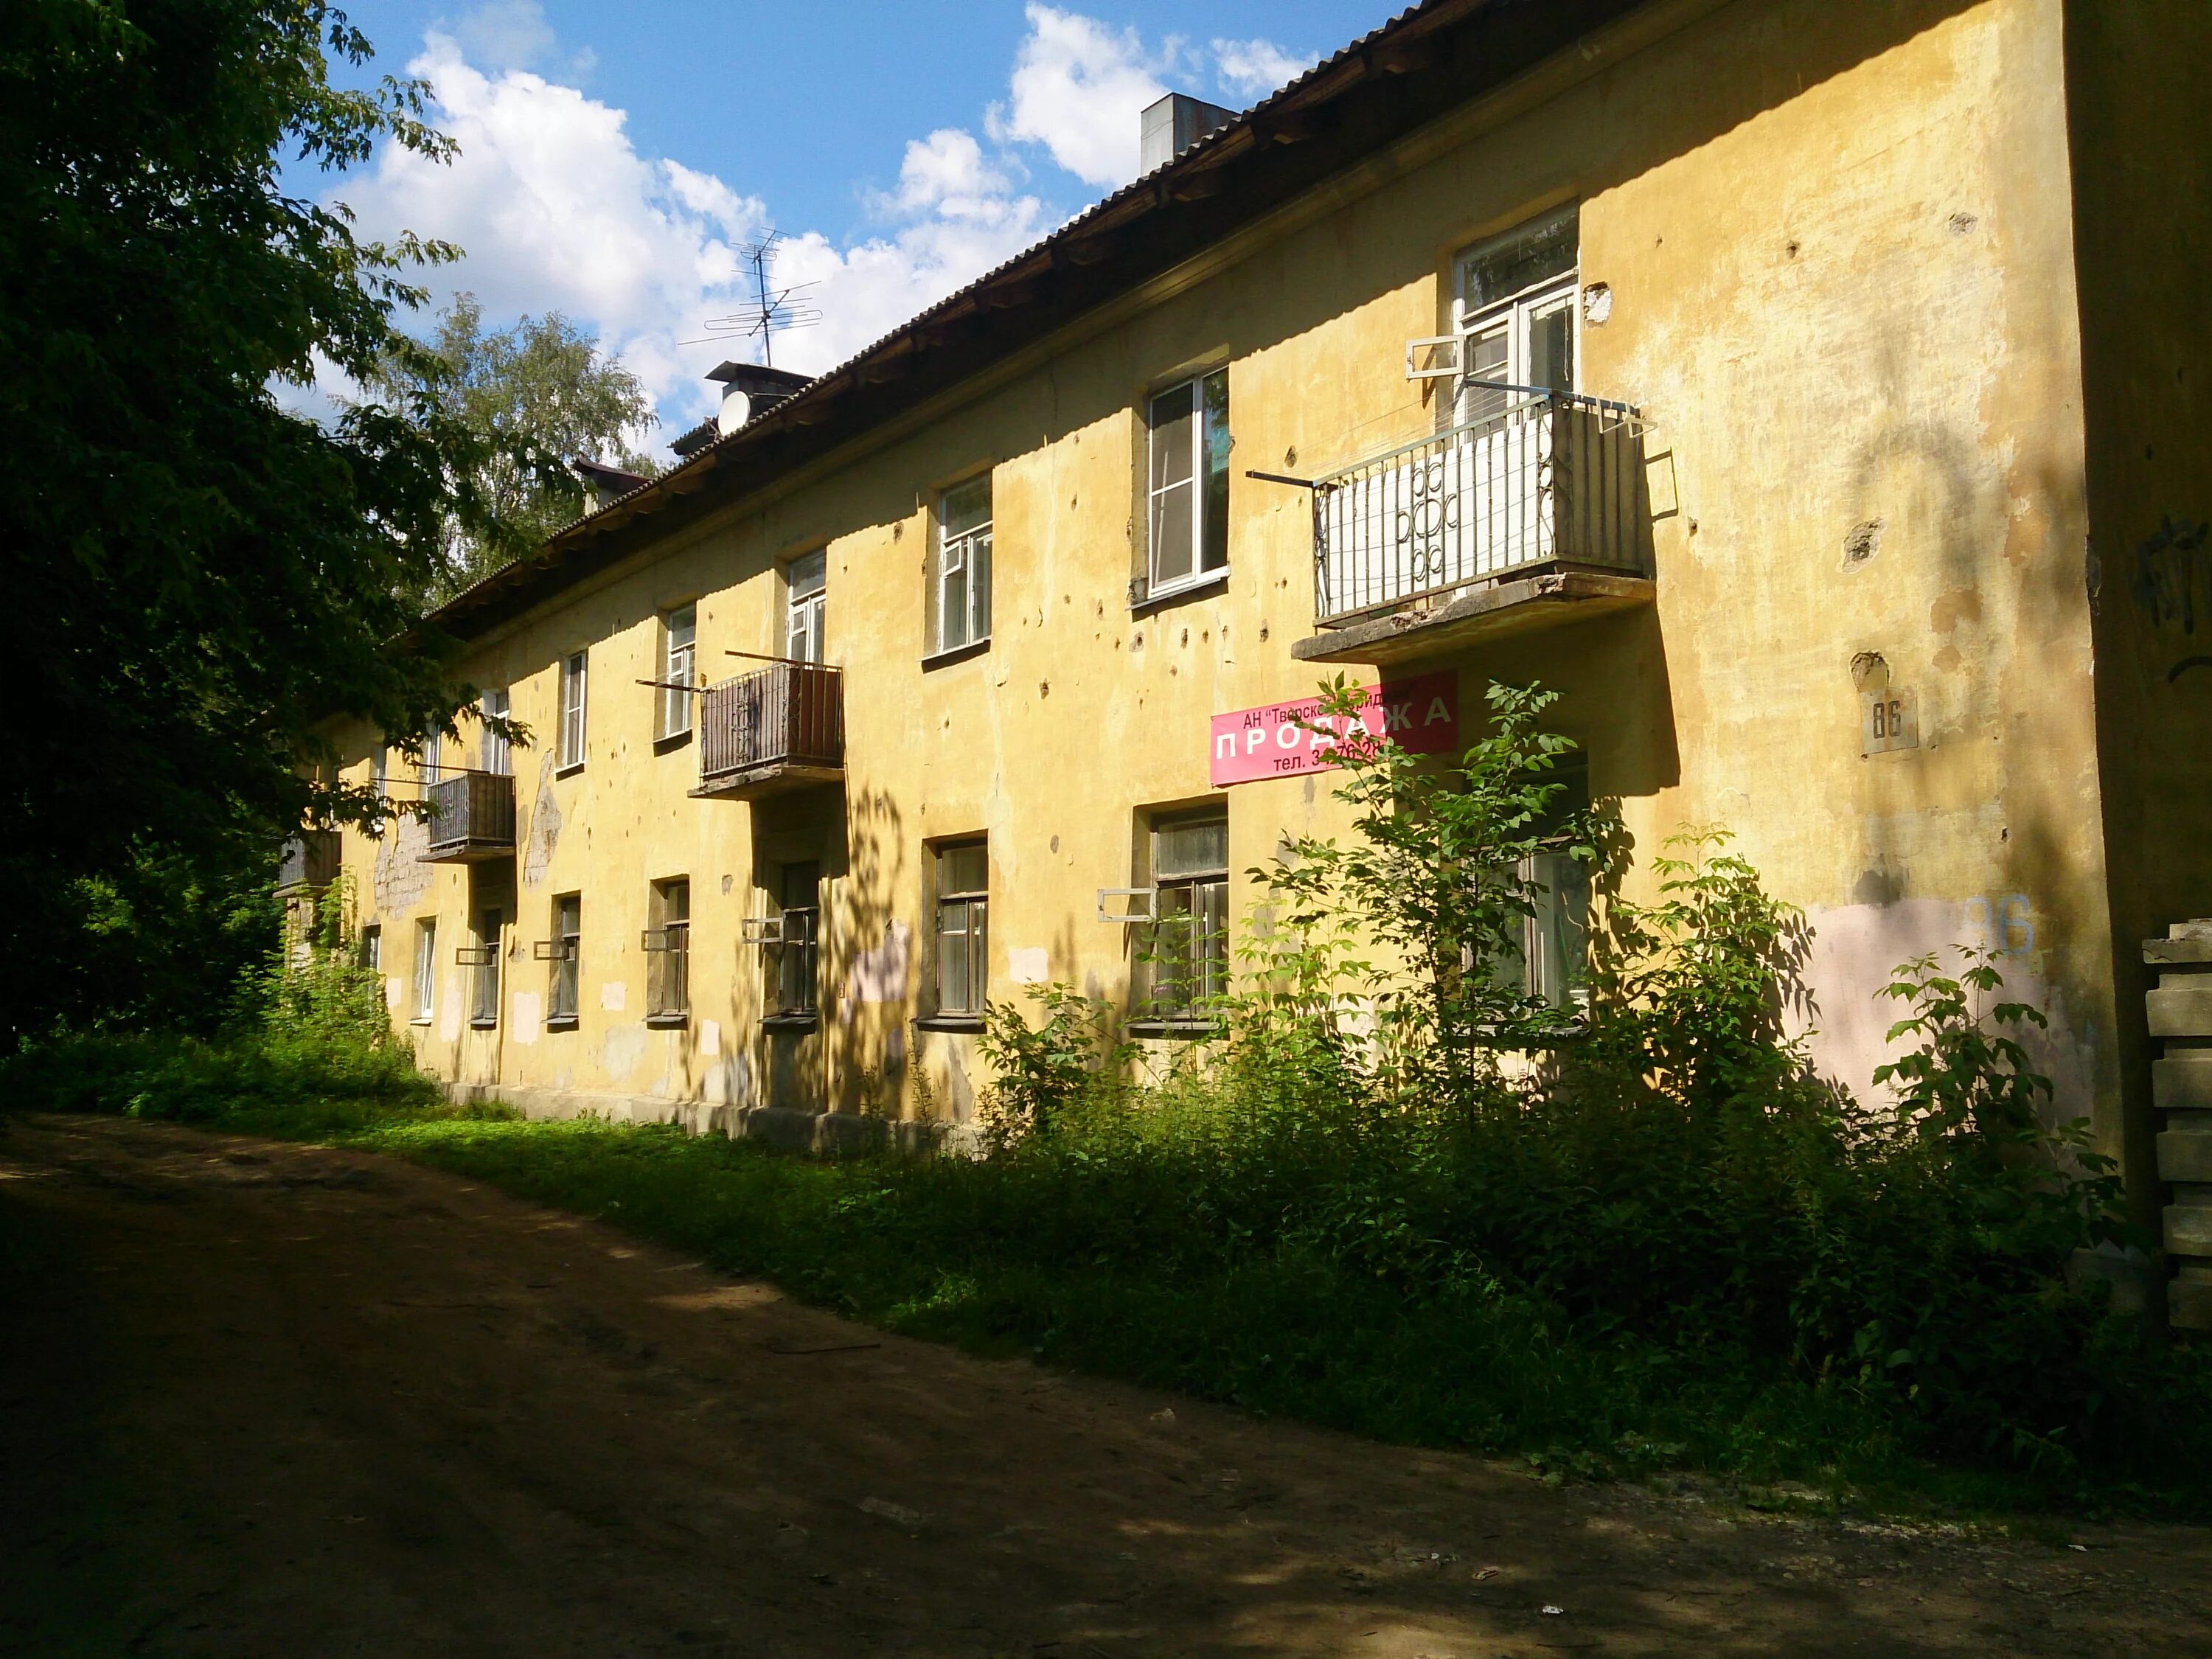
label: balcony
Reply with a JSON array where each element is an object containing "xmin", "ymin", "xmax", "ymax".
[
  {"xmin": 276, "ymin": 830, "xmax": 341, "ymax": 893},
  {"xmin": 1294, "ymin": 391, "xmax": 1653, "ymax": 666},
  {"xmin": 692, "ymin": 660, "xmax": 844, "ymax": 801},
  {"xmin": 418, "ymin": 769, "xmax": 516, "ymax": 863}
]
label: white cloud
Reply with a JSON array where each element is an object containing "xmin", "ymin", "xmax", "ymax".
[
  {"xmin": 447, "ymin": 0, "xmax": 595, "ymax": 80},
  {"xmin": 1211, "ymin": 37, "xmax": 1317, "ymax": 102},
  {"xmin": 321, "ymin": 7, "xmax": 1308, "ymax": 456},
  {"xmin": 989, "ymin": 4, "xmax": 1169, "ymax": 187},
  {"xmin": 330, "ymin": 32, "xmax": 1048, "ymax": 449}
]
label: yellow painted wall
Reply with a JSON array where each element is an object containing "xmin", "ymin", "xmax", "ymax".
[{"xmin": 327, "ymin": 0, "xmax": 2151, "ymax": 1178}]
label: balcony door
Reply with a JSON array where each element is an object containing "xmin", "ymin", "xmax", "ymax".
[{"xmin": 1453, "ymin": 205, "xmax": 1578, "ymax": 427}]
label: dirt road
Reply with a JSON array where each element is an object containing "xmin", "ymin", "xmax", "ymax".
[{"xmin": 1, "ymin": 1113, "xmax": 2207, "ymax": 1658}]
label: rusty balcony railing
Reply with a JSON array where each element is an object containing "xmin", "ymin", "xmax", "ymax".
[
  {"xmin": 1311, "ymin": 390, "xmax": 1646, "ymax": 626},
  {"xmin": 693, "ymin": 661, "xmax": 844, "ymax": 801},
  {"xmin": 419, "ymin": 769, "xmax": 516, "ymax": 863}
]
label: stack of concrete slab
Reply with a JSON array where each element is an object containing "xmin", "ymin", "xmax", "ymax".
[{"xmin": 2152, "ymin": 922, "xmax": 2212, "ymax": 1330}]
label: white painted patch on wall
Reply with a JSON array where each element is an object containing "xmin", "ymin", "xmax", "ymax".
[
  {"xmin": 600, "ymin": 980, "xmax": 627, "ymax": 1012},
  {"xmin": 510, "ymin": 992, "xmax": 541, "ymax": 1043},
  {"xmin": 1797, "ymin": 897, "xmax": 2097, "ymax": 1121},
  {"xmin": 438, "ymin": 983, "xmax": 462, "ymax": 1042},
  {"xmin": 699, "ymin": 1018, "xmax": 721, "ymax": 1057},
  {"xmin": 1008, "ymin": 947, "xmax": 1050, "ymax": 984},
  {"xmin": 384, "ymin": 977, "xmax": 405, "ymax": 1011},
  {"xmin": 600, "ymin": 1022, "xmax": 646, "ymax": 1081},
  {"xmin": 847, "ymin": 919, "xmax": 911, "ymax": 1004}
]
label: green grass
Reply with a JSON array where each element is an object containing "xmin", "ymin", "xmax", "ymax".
[{"xmin": 41, "ymin": 1088, "xmax": 2177, "ymax": 1528}]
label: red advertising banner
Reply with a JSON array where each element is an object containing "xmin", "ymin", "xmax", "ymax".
[{"xmin": 1209, "ymin": 672, "xmax": 1460, "ymax": 787}]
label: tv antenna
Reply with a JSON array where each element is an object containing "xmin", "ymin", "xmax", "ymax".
[{"xmin": 686, "ymin": 232, "xmax": 822, "ymax": 367}]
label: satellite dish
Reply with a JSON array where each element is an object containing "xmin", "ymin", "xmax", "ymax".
[{"xmin": 716, "ymin": 388, "xmax": 752, "ymax": 437}]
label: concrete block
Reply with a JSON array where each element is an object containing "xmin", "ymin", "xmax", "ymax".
[
  {"xmin": 2171, "ymin": 1279, "xmax": 2212, "ymax": 1333},
  {"xmin": 2148, "ymin": 987, "xmax": 2212, "ymax": 1038},
  {"xmin": 2155, "ymin": 1057, "xmax": 2212, "ymax": 1110},
  {"xmin": 2163, "ymin": 1204, "xmax": 2212, "ymax": 1257},
  {"xmin": 2157, "ymin": 1130, "xmax": 2212, "ymax": 1183},
  {"xmin": 2146, "ymin": 937, "xmax": 2212, "ymax": 966}
]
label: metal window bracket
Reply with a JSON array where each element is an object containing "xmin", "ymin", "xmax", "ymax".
[
  {"xmin": 1097, "ymin": 887, "xmax": 1158, "ymax": 924},
  {"xmin": 740, "ymin": 915, "xmax": 785, "ymax": 946}
]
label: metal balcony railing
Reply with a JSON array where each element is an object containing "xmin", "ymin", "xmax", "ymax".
[
  {"xmin": 420, "ymin": 769, "xmax": 516, "ymax": 863},
  {"xmin": 695, "ymin": 661, "xmax": 844, "ymax": 799},
  {"xmin": 1311, "ymin": 390, "xmax": 1646, "ymax": 626},
  {"xmin": 276, "ymin": 829, "xmax": 341, "ymax": 892}
]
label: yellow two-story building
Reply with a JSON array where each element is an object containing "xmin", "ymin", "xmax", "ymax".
[{"xmin": 302, "ymin": 0, "xmax": 2208, "ymax": 1256}]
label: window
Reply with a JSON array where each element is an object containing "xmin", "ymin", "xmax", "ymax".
[
  {"xmin": 371, "ymin": 746, "xmax": 388, "ymax": 799},
  {"xmin": 361, "ymin": 924, "xmax": 381, "ymax": 973},
  {"xmin": 1453, "ymin": 205, "xmax": 1578, "ymax": 425},
  {"xmin": 469, "ymin": 908, "xmax": 502, "ymax": 1026},
  {"xmin": 479, "ymin": 689, "xmax": 511, "ymax": 775},
  {"xmin": 933, "ymin": 842, "xmax": 989, "ymax": 1015},
  {"xmin": 421, "ymin": 734, "xmax": 443, "ymax": 785},
  {"xmin": 411, "ymin": 919, "xmax": 437, "ymax": 1024},
  {"xmin": 658, "ymin": 606, "xmax": 696, "ymax": 740},
  {"xmin": 646, "ymin": 878, "xmax": 691, "ymax": 1019},
  {"xmin": 933, "ymin": 479, "xmax": 992, "ymax": 654},
  {"xmin": 1140, "ymin": 812, "xmax": 1228, "ymax": 1019},
  {"xmin": 558, "ymin": 650, "xmax": 588, "ymax": 769},
  {"xmin": 786, "ymin": 551, "xmax": 827, "ymax": 665},
  {"xmin": 546, "ymin": 894, "xmax": 581, "ymax": 1022},
  {"xmin": 776, "ymin": 860, "xmax": 821, "ymax": 1014},
  {"xmin": 1497, "ymin": 759, "xmax": 1592, "ymax": 1009},
  {"xmin": 1146, "ymin": 369, "xmax": 1230, "ymax": 594}
]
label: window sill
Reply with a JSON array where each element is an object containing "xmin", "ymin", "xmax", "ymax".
[
  {"xmin": 761, "ymin": 1012, "xmax": 819, "ymax": 1033},
  {"xmin": 544, "ymin": 1015, "xmax": 580, "ymax": 1032},
  {"xmin": 468, "ymin": 1018, "xmax": 498, "ymax": 1031},
  {"xmin": 644, "ymin": 1012, "xmax": 689, "ymax": 1029},
  {"xmin": 914, "ymin": 1014, "xmax": 986, "ymax": 1034},
  {"xmin": 1130, "ymin": 567, "xmax": 1229, "ymax": 617},
  {"xmin": 554, "ymin": 762, "xmax": 584, "ymax": 779},
  {"xmin": 1126, "ymin": 1017, "xmax": 1222, "ymax": 1039},
  {"xmin": 921, "ymin": 637, "xmax": 991, "ymax": 671},
  {"xmin": 653, "ymin": 728, "xmax": 694, "ymax": 754},
  {"xmin": 408, "ymin": 1017, "xmax": 434, "ymax": 1029}
]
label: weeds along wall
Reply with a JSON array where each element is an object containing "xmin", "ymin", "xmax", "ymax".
[{"xmin": 319, "ymin": 0, "xmax": 2168, "ymax": 1199}]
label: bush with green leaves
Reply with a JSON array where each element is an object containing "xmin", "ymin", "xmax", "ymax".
[{"xmin": 959, "ymin": 678, "xmax": 2197, "ymax": 1490}]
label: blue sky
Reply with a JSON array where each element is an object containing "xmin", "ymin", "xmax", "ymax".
[{"xmin": 316, "ymin": 1, "xmax": 1394, "ymax": 451}]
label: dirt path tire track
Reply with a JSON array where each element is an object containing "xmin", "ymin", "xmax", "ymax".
[{"xmin": 2, "ymin": 1113, "xmax": 2207, "ymax": 1658}]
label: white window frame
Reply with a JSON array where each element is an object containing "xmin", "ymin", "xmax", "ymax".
[
  {"xmin": 933, "ymin": 479, "xmax": 992, "ymax": 655},
  {"xmin": 659, "ymin": 606, "xmax": 697, "ymax": 740},
  {"xmin": 1450, "ymin": 206, "xmax": 1579, "ymax": 428},
  {"xmin": 1137, "ymin": 811, "xmax": 1229, "ymax": 1020},
  {"xmin": 786, "ymin": 552, "xmax": 827, "ymax": 666},
  {"xmin": 411, "ymin": 919, "xmax": 437, "ymax": 1025},
  {"xmin": 479, "ymin": 688, "xmax": 511, "ymax": 776},
  {"xmin": 932, "ymin": 841, "xmax": 989, "ymax": 1015},
  {"xmin": 1144, "ymin": 368, "xmax": 1230, "ymax": 596},
  {"xmin": 558, "ymin": 650, "xmax": 588, "ymax": 770}
]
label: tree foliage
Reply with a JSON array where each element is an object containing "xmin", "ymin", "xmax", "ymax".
[
  {"xmin": 0, "ymin": 1, "xmax": 492, "ymax": 1042},
  {"xmin": 361, "ymin": 292, "xmax": 658, "ymax": 593}
]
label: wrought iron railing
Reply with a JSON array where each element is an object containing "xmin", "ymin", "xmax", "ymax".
[
  {"xmin": 421, "ymin": 769, "xmax": 516, "ymax": 860},
  {"xmin": 1311, "ymin": 390, "xmax": 1646, "ymax": 625},
  {"xmin": 698, "ymin": 661, "xmax": 844, "ymax": 788}
]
